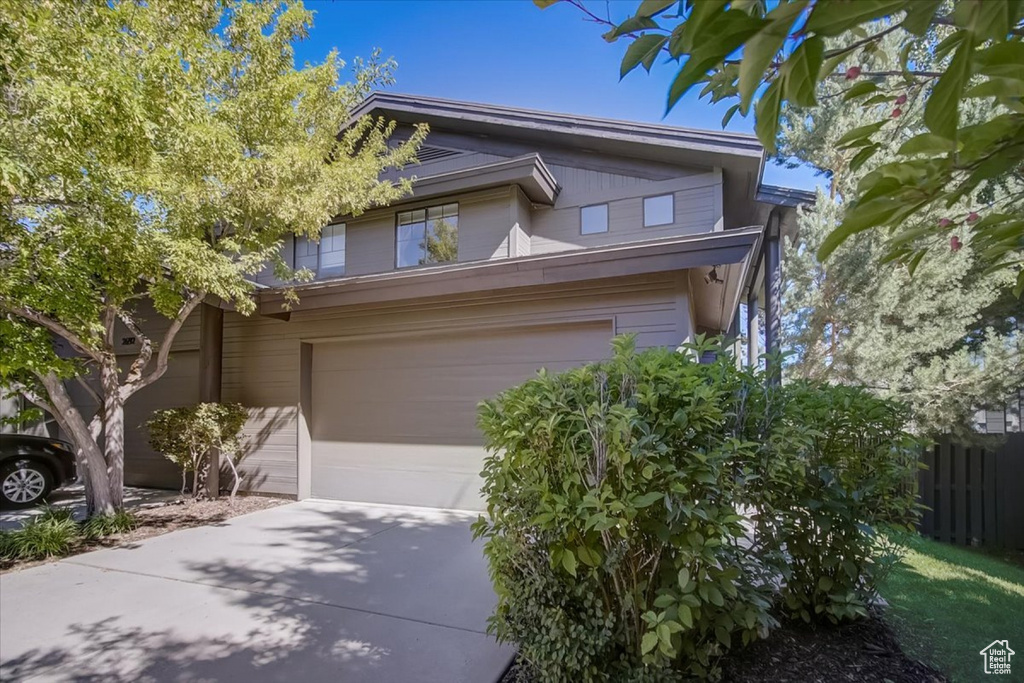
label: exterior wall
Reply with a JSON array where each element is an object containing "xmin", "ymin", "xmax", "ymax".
[
  {"xmin": 531, "ymin": 171, "xmax": 723, "ymax": 255},
  {"xmin": 262, "ymin": 128, "xmax": 724, "ymax": 286},
  {"xmin": 222, "ymin": 273, "xmax": 693, "ymax": 497}
]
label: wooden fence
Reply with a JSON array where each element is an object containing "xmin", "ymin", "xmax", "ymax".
[{"xmin": 918, "ymin": 434, "xmax": 1024, "ymax": 549}]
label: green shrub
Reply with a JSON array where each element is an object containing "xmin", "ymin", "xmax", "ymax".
[
  {"xmin": 81, "ymin": 510, "xmax": 138, "ymax": 539},
  {"xmin": 0, "ymin": 507, "xmax": 79, "ymax": 560},
  {"xmin": 474, "ymin": 335, "xmax": 921, "ymax": 680},
  {"xmin": 475, "ymin": 336, "xmax": 776, "ymax": 681},
  {"xmin": 749, "ymin": 382, "xmax": 921, "ymax": 624},
  {"xmin": 147, "ymin": 402, "xmax": 249, "ymax": 497}
]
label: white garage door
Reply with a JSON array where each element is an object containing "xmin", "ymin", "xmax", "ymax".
[{"xmin": 310, "ymin": 321, "xmax": 612, "ymax": 509}]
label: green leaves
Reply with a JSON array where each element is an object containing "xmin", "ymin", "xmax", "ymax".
[
  {"xmin": 818, "ymin": 198, "xmax": 903, "ymax": 261},
  {"xmin": 804, "ymin": 0, "xmax": 909, "ymax": 37},
  {"xmin": 924, "ymin": 34, "xmax": 974, "ymax": 140},
  {"xmin": 897, "ymin": 133, "xmax": 956, "ymax": 156},
  {"xmin": 782, "ymin": 36, "xmax": 824, "ymax": 108},
  {"xmin": 620, "ymin": 34, "xmax": 668, "ymax": 79},
  {"xmin": 754, "ymin": 80, "xmax": 784, "ymax": 153},
  {"xmin": 738, "ymin": 0, "xmax": 807, "ymax": 114},
  {"xmin": 666, "ymin": 10, "xmax": 765, "ymax": 111}
]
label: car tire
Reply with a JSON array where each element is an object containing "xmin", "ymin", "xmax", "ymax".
[{"xmin": 0, "ymin": 459, "xmax": 54, "ymax": 509}]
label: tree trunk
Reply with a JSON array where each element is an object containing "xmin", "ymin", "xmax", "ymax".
[
  {"xmin": 38, "ymin": 372, "xmax": 116, "ymax": 515},
  {"xmin": 100, "ymin": 356, "xmax": 125, "ymax": 509}
]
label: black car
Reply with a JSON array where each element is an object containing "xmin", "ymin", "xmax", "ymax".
[{"xmin": 0, "ymin": 434, "xmax": 78, "ymax": 509}]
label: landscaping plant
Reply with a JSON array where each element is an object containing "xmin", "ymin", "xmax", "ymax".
[
  {"xmin": 0, "ymin": 507, "xmax": 79, "ymax": 561},
  {"xmin": 475, "ymin": 335, "xmax": 921, "ymax": 680},
  {"xmin": 746, "ymin": 382, "xmax": 922, "ymax": 624},
  {"xmin": 0, "ymin": 507, "xmax": 139, "ymax": 563},
  {"xmin": 147, "ymin": 402, "xmax": 249, "ymax": 499}
]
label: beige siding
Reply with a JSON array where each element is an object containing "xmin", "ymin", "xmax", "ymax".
[
  {"xmin": 531, "ymin": 172, "xmax": 723, "ymax": 255},
  {"xmin": 222, "ymin": 274, "xmax": 693, "ymax": 497},
  {"xmin": 512, "ymin": 188, "xmax": 532, "ymax": 258},
  {"xmin": 381, "ymin": 151, "xmax": 508, "ymax": 183},
  {"xmin": 458, "ymin": 192, "xmax": 512, "ymax": 262},
  {"xmin": 346, "ymin": 213, "xmax": 395, "ymax": 275}
]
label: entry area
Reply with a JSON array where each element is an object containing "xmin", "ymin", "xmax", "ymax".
[{"xmin": 309, "ymin": 320, "xmax": 613, "ymax": 509}]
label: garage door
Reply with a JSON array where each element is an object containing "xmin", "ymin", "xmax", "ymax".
[{"xmin": 310, "ymin": 321, "xmax": 612, "ymax": 509}]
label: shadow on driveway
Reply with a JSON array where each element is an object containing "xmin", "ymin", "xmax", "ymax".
[{"xmin": 0, "ymin": 500, "xmax": 513, "ymax": 682}]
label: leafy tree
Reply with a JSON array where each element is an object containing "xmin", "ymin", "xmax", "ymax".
[
  {"xmin": 147, "ymin": 402, "xmax": 249, "ymax": 499},
  {"xmin": 0, "ymin": 0, "xmax": 424, "ymax": 515},
  {"xmin": 547, "ymin": 0, "xmax": 1024, "ymax": 295},
  {"xmin": 778, "ymin": 31, "xmax": 1023, "ymax": 439}
]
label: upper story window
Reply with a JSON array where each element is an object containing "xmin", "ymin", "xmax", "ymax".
[
  {"xmin": 643, "ymin": 194, "xmax": 674, "ymax": 227},
  {"xmin": 320, "ymin": 222, "xmax": 346, "ymax": 274},
  {"xmin": 396, "ymin": 203, "xmax": 459, "ymax": 268},
  {"xmin": 580, "ymin": 204, "xmax": 609, "ymax": 235},
  {"xmin": 296, "ymin": 234, "xmax": 318, "ymax": 259}
]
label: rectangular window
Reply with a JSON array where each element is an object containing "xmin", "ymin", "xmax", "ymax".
[
  {"xmin": 319, "ymin": 223, "xmax": 345, "ymax": 273},
  {"xmin": 643, "ymin": 194, "xmax": 674, "ymax": 227},
  {"xmin": 396, "ymin": 203, "xmax": 458, "ymax": 268},
  {"xmin": 580, "ymin": 203, "xmax": 608, "ymax": 235},
  {"xmin": 295, "ymin": 234, "xmax": 318, "ymax": 259}
]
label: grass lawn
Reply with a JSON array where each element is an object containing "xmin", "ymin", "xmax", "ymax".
[{"xmin": 879, "ymin": 535, "xmax": 1024, "ymax": 682}]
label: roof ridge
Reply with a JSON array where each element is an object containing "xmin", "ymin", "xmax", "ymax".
[{"xmin": 353, "ymin": 91, "xmax": 762, "ymax": 147}]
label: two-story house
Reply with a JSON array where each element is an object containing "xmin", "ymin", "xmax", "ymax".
[{"xmin": 100, "ymin": 93, "xmax": 811, "ymax": 509}]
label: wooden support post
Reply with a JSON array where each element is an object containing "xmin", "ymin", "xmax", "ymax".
[
  {"xmin": 200, "ymin": 303, "xmax": 224, "ymax": 498},
  {"xmin": 763, "ymin": 210, "xmax": 782, "ymax": 383}
]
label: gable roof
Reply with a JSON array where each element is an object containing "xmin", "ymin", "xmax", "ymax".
[{"xmin": 350, "ymin": 92, "xmax": 764, "ymax": 160}]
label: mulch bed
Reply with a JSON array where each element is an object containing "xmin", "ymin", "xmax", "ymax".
[
  {"xmin": 721, "ymin": 610, "xmax": 945, "ymax": 682},
  {"xmin": 501, "ymin": 610, "xmax": 946, "ymax": 682},
  {"xmin": 0, "ymin": 494, "xmax": 288, "ymax": 573}
]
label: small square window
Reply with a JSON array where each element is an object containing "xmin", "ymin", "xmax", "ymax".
[
  {"xmin": 581, "ymin": 204, "xmax": 609, "ymax": 235},
  {"xmin": 644, "ymin": 194, "xmax": 674, "ymax": 227}
]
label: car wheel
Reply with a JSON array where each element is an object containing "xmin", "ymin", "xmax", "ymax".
[{"xmin": 0, "ymin": 460, "xmax": 53, "ymax": 509}]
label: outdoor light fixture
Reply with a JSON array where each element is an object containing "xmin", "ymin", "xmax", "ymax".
[{"xmin": 704, "ymin": 266, "xmax": 724, "ymax": 285}]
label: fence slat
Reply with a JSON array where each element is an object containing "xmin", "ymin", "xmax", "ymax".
[
  {"xmin": 938, "ymin": 438, "xmax": 952, "ymax": 543},
  {"xmin": 984, "ymin": 449, "xmax": 998, "ymax": 545},
  {"xmin": 970, "ymin": 447, "xmax": 983, "ymax": 544},
  {"xmin": 920, "ymin": 445, "xmax": 936, "ymax": 536},
  {"xmin": 954, "ymin": 447, "xmax": 968, "ymax": 544}
]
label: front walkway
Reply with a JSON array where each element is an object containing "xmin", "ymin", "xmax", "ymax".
[{"xmin": 0, "ymin": 500, "xmax": 513, "ymax": 682}]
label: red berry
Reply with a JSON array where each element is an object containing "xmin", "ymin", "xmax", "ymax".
[
  {"xmin": 892, "ymin": 107, "xmax": 902, "ymax": 118},
  {"xmin": 939, "ymin": 218, "xmax": 953, "ymax": 228},
  {"xmin": 845, "ymin": 66, "xmax": 862, "ymax": 80},
  {"xmin": 967, "ymin": 211, "xmax": 980, "ymax": 223},
  {"xmin": 895, "ymin": 94, "xmax": 907, "ymax": 105},
  {"xmin": 950, "ymin": 236, "xmax": 962, "ymax": 252}
]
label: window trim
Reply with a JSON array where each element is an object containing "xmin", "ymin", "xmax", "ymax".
[
  {"xmin": 580, "ymin": 203, "xmax": 609, "ymax": 235},
  {"xmin": 643, "ymin": 193, "xmax": 675, "ymax": 228},
  {"xmin": 394, "ymin": 202, "xmax": 459, "ymax": 269},
  {"xmin": 318, "ymin": 222, "xmax": 346, "ymax": 275}
]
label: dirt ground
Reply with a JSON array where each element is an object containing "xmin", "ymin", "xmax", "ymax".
[
  {"xmin": 502, "ymin": 610, "xmax": 946, "ymax": 683},
  {"xmin": 1, "ymin": 495, "xmax": 289, "ymax": 572}
]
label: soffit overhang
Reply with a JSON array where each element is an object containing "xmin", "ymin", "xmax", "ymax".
[{"xmin": 259, "ymin": 229, "xmax": 761, "ymax": 321}]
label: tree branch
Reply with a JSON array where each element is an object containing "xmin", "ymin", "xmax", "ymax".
[
  {"xmin": 118, "ymin": 310, "xmax": 154, "ymax": 384},
  {"xmin": 10, "ymin": 381, "xmax": 56, "ymax": 416},
  {"xmin": 121, "ymin": 292, "xmax": 206, "ymax": 399},
  {"xmin": 0, "ymin": 299, "xmax": 102, "ymax": 362}
]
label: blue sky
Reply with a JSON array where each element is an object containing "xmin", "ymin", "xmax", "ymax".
[{"xmin": 293, "ymin": 0, "xmax": 822, "ymax": 191}]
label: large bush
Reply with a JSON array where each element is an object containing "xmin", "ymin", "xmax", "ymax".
[
  {"xmin": 147, "ymin": 402, "xmax": 249, "ymax": 498},
  {"xmin": 749, "ymin": 382, "xmax": 921, "ymax": 624},
  {"xmin": 474, "ymin": 336, "xmax": 920, "ymax": 681}
]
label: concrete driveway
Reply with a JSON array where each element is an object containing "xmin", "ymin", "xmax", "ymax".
[{"xmin": 0, "ymin": 500, "xmax": 514, "ymax": 682}]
